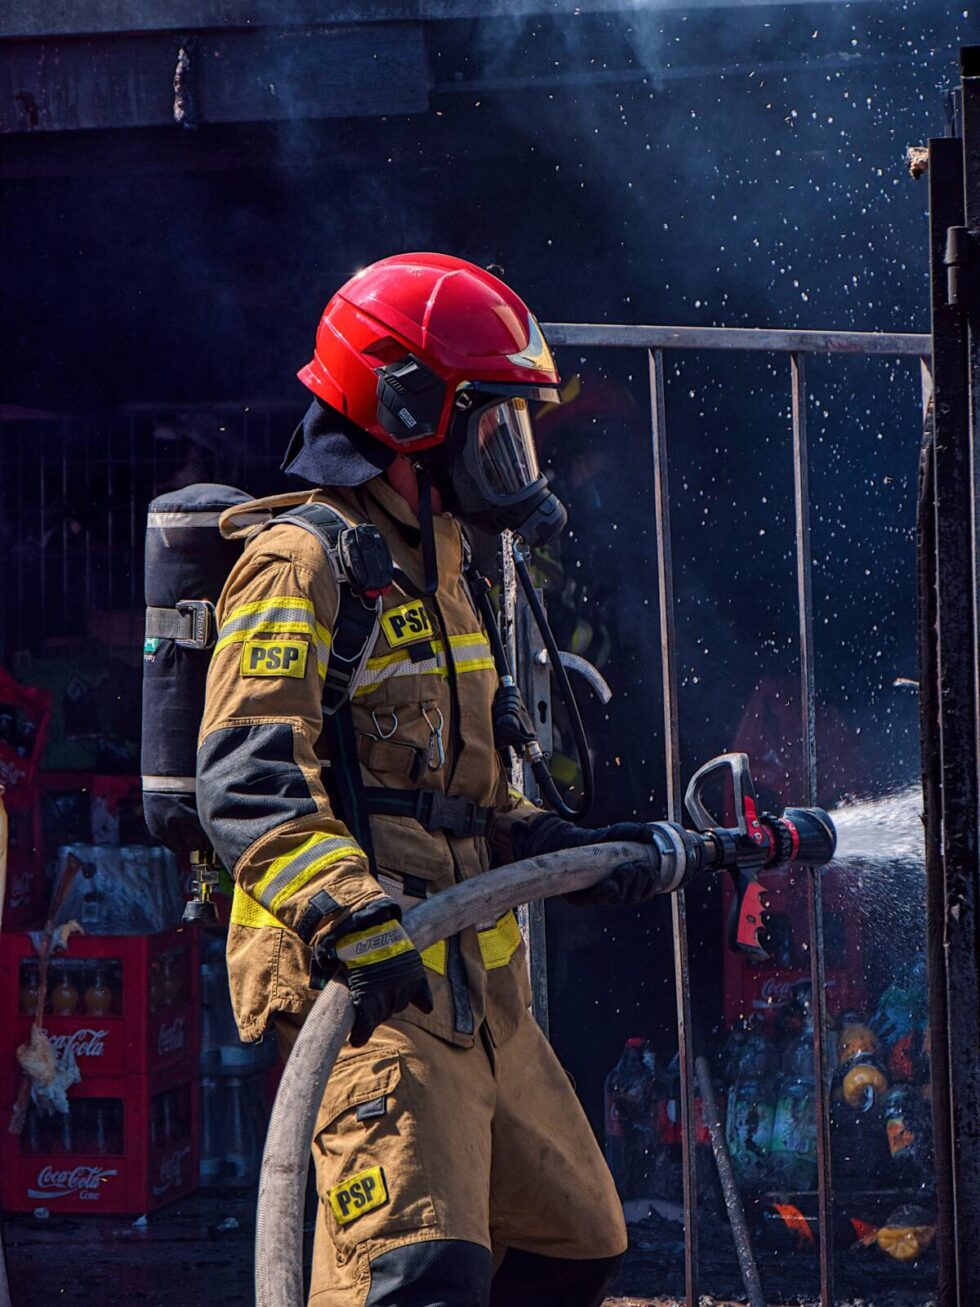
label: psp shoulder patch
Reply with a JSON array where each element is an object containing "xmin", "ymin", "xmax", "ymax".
[
  {"xmin": 327, "ymin": 1165, "xmax": 389, "ymax": 1226},
  {"xmin": 380, "ymin": 600, "xmax": 434, "ymax": 649},
  {"xmin": 241, "ymin": 638, "xmax": 308, "ymax": 679}
]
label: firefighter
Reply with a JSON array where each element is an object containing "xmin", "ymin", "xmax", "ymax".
[{"xmin": 197, "ymin": 254, "xmax": 665, "ymax": 1306}]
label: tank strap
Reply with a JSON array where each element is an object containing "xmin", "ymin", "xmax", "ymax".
[
  {"xmin": 264, "ymin": 503, "xmax": 391, "ymax": 714},
  {"xmin": 144, "ymin": 600, "xmax": 216, "ymax": 650}
]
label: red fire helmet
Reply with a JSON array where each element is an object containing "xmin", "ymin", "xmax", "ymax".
[{"xmin": 298, "ymin": 253, "xmax": 561, "ymax": 452}]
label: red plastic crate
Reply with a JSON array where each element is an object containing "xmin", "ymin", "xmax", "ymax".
[
  {"xmin": 1, "ymin": 805, "xmax": 44, "ymax": 930},
  {"xmin": 0, "ymin": 1060, "xmax": 199, "ymax": 1214},
  {"xmin": 722, "ymin": 865, "xmax": 868, "ymax": 1030},
  {"xmin": 0, "ymin": 928, "xmax": 199, "ymax": 1079},
  {"xmin": 0, "ymin": 668, "xmax": 51, "ymax": 809}
]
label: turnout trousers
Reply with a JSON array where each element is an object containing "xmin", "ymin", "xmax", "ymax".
[{"xmin": 275, "ymin": 1010, "xmax": 627, "ymax": 1306}]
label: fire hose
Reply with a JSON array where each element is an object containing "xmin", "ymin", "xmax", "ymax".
[{"xmin": 256, "ymin": 771, "xmax": 836, "ymax": 1307}]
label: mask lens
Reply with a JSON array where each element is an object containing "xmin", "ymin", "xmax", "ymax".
[{"xmin": 474, "ymin": 398, "xmax": 540, "ymax": 496}]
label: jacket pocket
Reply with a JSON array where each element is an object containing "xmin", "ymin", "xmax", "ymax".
[{"xmin": 312, "ymin": 1047, "xmax": 437, "ymax": 1262}]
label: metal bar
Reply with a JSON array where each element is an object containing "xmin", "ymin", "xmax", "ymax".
[
  {"xmin": 649, "ymin": 347, "xmax": 699, "ymax": 1306},
  {"xmin": 544, "ymin": 322, "xmax": 930, "ymax": 356},
  {"xmin": 694, "ymin": 1054, "xmax": 765, "ymax": 1307},
  {"xmin": 790, "ymin": 352, "xmax": 835, "ymax": 1306},
  {"xmin": 946, "ymin": 47, "xmax": 980, "ymax": 1300},
  {"xmin": 925, "ymin": 132, "xmax": 969, "ymax": 1307}
]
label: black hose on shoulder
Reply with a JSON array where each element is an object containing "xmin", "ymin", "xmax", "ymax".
[{"xmin": 512, "ymin": 543, "xmax": 595, "ymax": 822}]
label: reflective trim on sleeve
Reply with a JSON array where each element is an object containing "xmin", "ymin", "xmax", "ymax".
[
  {"xmin": 252, "ymin": 832, "xmax": 365, "ymax": 915},
  {"xmin": 215, "ymin": 596, "xmax": 332, "ymax": 678},
  {"xmin": 477, "ymin": 910, "xmax": 522, "ymax": 970},
  {"xmin": 335, "ymin": 921, "xmax": 413, "ymax": 968},
  {"xmin": 230, "ymin": 883, "xmax": 283, "ymax": 930}
]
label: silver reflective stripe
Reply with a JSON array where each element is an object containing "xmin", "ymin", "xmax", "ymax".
[
  {"xmin": 147, "ymin": 512, "xmax": 269, "ymax": 528},
  {"xmin": 142, "ymin": 775, "xmax": 197, "ymax": 793},
  {"xmin": 218, "ymin": 603, "xmax": 321, "ymax": 640},
  {"xmin": 257, "ymin": 836, "xmax": 357, "ymax": 910}
]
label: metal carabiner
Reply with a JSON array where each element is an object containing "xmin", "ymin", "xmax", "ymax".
[
  {"xmin": 370, "ymin": 708, "xmax": 398, "ymax": 740},
  {"xmin": 421, "ymin": 704, "xmax": 445, "ymax": 771}
]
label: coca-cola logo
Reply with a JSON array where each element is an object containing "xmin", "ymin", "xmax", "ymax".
[
  {"xmin": 157, "ymin": 1016, "xmax": 186, "ymax": 1056},
  {"xmin": 152, "ymin": 1143, "xmax": 191, "ymax": 1197},
  {"xmin": 43, "ymin": 1028, "xmax": 109, "ymax": 1059},
  {"xmin": 29, "ymin": 1164, "xmax": 117, "ymax": 1200}
]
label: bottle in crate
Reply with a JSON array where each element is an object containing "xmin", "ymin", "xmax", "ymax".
[{"xmin": 603, "ymin": 1037, "xmax": 661, "ymax": 1200}]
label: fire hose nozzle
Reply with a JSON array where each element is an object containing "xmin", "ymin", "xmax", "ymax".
[{"xmin": 683, "ymin": 753, "xmax": 837, "ymax": 958}]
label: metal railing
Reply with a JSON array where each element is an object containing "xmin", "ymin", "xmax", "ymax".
[{"xmin": 541, "ymin": 318, "xmax": 931, "ymax": 1307}]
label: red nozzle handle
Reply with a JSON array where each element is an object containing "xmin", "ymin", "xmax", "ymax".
[{"xmin": 728, "ymin": 869, "xmax": 769, "ymax": 959}]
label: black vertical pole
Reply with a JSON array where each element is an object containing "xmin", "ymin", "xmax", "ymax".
[
  {"xmin": 934, "ymin": 47, "xmax": 980, "ymax": 1303},
  {"xmin": 924, "ymin": 132, "xmax": 965, "ymax": 1307},
  {"xmin": 790, "ymin": 353, "xmax": 835, "ymax": 1305},
  {"xmin": 650, "ymin": 347, "xmax": 700, "ymax": 1306}
]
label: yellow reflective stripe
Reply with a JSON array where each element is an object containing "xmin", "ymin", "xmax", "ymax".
[
  {"xmin": 230, "ymin": 883, "xmax": 282, "ymax": 930},
  {"xmin": 253, "ymin": 833, "xmax": 364, "ymax": 913},
  {"xmin": 420, "ymin": 939, "xmax": 447, "ymax": 975},
  {"xmin": 336, "ymin": 922, "xmax": 413, "ymax": 968},
  {"xmin": 478, "ymin": 910, "xmax": 522, "ymax": 970},
  {"xmin": 454, "ymin": 654, "xmax": 496, "ymax": 673},
  {"xmin": 215, "ymin": 595, "xmax": 332, "ymax": 676},
  {"xmin": 352, "ymin": 634, "xmax": 493, "ymax": 696}
]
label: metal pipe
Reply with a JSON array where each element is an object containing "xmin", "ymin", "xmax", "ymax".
[
  {"xmin": 790, "ymin": 352, "xmax": 836, "ymax": 1305},
  {"xmin": 544, "ymin": 322, "xmax": 930, "ymax": 356},
  {"xmin": 694, "ymin": 1054, "xmax": 765, "ymax": 1307},
  {"xmin": 255, "ymin": 840, "xmax": 670, "ymax": 1307},
  {"xmin": 649, "ymin": 346, "xmax": 700, "ymax": 1306}
]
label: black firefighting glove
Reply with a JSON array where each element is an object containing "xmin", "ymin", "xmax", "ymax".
[
  {"xmin": 511, "ymin": 814, "xmax": 661, "ymax": 906},
  {"xmin": 316, "ymin": 897, "xmax": 433, "ymax": 1047}
]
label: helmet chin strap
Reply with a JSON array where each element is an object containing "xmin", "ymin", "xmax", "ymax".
[{"xmin": 414, "ymin": 462, "xmax": 439, "ymax": 596}]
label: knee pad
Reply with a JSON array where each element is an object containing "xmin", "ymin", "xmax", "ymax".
[
  {"xmin": 489, "ymin": 1248, "xmax": 623, "ymax": 1307},
  {"xmin": 367, "ymin": 1239, "xmax": 493, "ymax": 1307}
]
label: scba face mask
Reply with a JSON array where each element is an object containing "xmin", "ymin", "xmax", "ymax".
[{"xmin": 448, "ymin": 393, "xmax": 567, "ymax": 545}]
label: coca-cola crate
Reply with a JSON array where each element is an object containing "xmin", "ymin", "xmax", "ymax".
[
  {"xmin": 722, "ymin": 866, "xmax": 867, "ymax": 1030},
  {"xmin": 0, "ymin": 1060, "xmax": 199, "ymax": 1214},
  {"xmin": 0, "ymin": 928, "xmax": 199, "ymax": 1079}
]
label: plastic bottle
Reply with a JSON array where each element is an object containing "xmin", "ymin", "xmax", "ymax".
[
  {"xmin": 84, "ymin": 968, "xmax": 113, "ymax": 1016},
  {"xmin": 19, "ymin": 962, "xmax": 41, "ymax": 1017},
  {"xmin": 726, "ymin": 1018, "xmax": 778, "ymax": 1187},
  {"xmin": 603, "ymin": 1037, "xmax": 659, "ymax": 1199},
  {"xmin": 50, "ymin": 969, "xmax": 79, "ymax": 1017},
  {"xmin": 770, "ymin": 985, "xmax": 817, "ymax": 1190}
]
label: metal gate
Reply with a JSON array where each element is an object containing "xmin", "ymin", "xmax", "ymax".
[{"xmin": 526, "ymin": 314, "xmax": 937, "ymax": 1304}]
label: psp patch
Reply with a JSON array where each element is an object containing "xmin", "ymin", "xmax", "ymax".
[
  {"xmin": 380, "ymin": 600, "xmax": 434, "ymax": 649},
  {"xmin": 241, "ymin": 639, "xmax": 308, "ymax": 679},
  {"xmin": 327, "ymin": 1165, "xmax": 389, "ymax": 1226}
]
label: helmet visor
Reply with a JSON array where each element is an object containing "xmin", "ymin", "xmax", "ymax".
[{"xmin": 472, "ymin": 397, "xmax": 541, "ymax": 498}]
